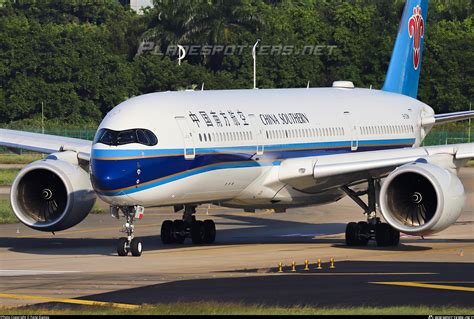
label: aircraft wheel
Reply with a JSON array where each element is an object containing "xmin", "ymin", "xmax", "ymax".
[
  {"xmin": 203, "ymin": 220, "xmax": 216, "ymax": 244},
  {"xmin": 191, "ymin": 220, "xmax": 205, "ymax": 244},
  {"xmin": 173, "ymin": 220, "xmax": 186, "ymax": 244},
  {"xmin": 357, "ymin": 221, "xmax": 370, "ymax": 246},
  {"xmin": 389, "ymin": 225, "xmax": 400, "ymax": 246},
  {"xmin": 130, "ymin": 238, "xmax": 143, "ymax": 257},
  {"xmin": 161, "ymin": 220, "xmax": 174, "ymax": 244},
  {"xmin": 345, "ymin": 222, "xmax": 361, "ymax": 246},
  {"xmin": 117, "ymin": 237, "xmax": 129, "ymax": 256},
  {"xmin": 376, "ymin": 223, "xmax": 399, "ymax": 246}
]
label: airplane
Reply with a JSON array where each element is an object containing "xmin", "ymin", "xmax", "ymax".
[{"xmin": 1, "ymin": 0, "xmax": 473, "ymax": 257}]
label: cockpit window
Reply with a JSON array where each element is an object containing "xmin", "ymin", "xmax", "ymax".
[{"xmin": 94, "ymin": 128, "xmax": 158, "ymax": 146}]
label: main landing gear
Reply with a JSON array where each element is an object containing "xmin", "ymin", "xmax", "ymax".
[
  {"xmin": 161, "ymin": 205, "xmax": 216, "ymax": 245},
  {"xmin": 112, "ymin": 205, "xmax": 144, "ymax": 257},
  {"xmin": 341, "ymin": 179, "xmax": 400, "ymax": 247}
]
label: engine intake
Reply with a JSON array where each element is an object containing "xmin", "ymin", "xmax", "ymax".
[
  {"xmin": 380, "ymin": 162, "xmax": 465, "ymax": 236},
  {"xmin": 10, "ymin": 155, "xmax": 96, "ymax": 232}
]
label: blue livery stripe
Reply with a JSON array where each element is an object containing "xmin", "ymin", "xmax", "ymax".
[
  {"xmin": 91, "ymin": 138, "xmax": 416, "ymax": 196},
  {"xmin": 92, "ymin": 138, "xmax": 414, "ymax": 160},
  {"xmin": 95, "ymin": 160, "xmax": 276, "ymax": 196}
]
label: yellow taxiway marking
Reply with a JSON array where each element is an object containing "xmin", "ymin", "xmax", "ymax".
[
  {"xmin": 0, "ymin": 293, "xmax": 140, "ymax": 309},
  {"xmin": 371, "ymin": 282, "xmax": 474, "ymax": 292}
]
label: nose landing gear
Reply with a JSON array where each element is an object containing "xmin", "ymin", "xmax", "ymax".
[
  {"xmin": 112, "ymin": 205, "xmax": 144, "ymax": 256},
  {"xmin": 161, "ymin": 205, "xmax": 216, "ymax": 245}
]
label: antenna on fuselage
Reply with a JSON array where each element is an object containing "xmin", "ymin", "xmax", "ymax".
[
  {"xmin": 252, "ymin": 39, "xmax": 260, "ymax": 89},
  {"xmin": 201, "ymin": 83, "xmax": 204, "ymax": 91},
  {"xmin": 177, "ymin": 44, "xmax": 186, "ymax": 66},
  {"xmin": 307, "ymin": 81, "xmax": 310, "ymax": 89}
]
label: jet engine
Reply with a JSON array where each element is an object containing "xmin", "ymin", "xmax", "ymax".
[
  {"xmin": 10, "ymin": 153, "xmax": 96, "ymax": 232},
  {"xmin": 379, "ymin": 162, "xmax": 465, "ymax": 236}
]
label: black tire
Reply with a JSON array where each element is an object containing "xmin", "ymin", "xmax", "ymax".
[
  {"xmin": 117, "ymin": 237, "xmax": 128, "ymax": 256},
  {"xmin": 130, "ymin": 238, "xmax": 143, "ymax": 257},
  {"xmin": 203, "ymin": 220, "xmax": 216, "ymax": 244},
  {"xmin": 389, "ymin": 226, "xmax": 400, "ymax": 246},
  {"xmin": 375, "ymin": 223, "xmax": 392, "ymax": 247},
  {"xmin": 173, "ymin": 220, "xmax": 186, "ymax": 244},
  {"xmin": 345, "ymin": 222, "xmax": 360, "ymax": 246},
  {"xmin": 161, "ymin": 220, "xmax": 174, "ymax": 244},
  {"xmin": 191, "ymin": 221, "xmax": 205, "ymax": 244},
  {"xmin": 357, "ymin": 221, "xmax": 370, "ymax": 246}
]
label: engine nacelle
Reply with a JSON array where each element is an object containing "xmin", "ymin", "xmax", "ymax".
[
  {"xmin": 10, "ymin": 153, "xmax": 96, "ymax": 232},
  {"xmin": 380, "ymin": 162, "xmax": 465, "ymax": 236}
]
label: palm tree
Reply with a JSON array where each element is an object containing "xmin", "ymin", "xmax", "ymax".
[
  {"xmin": 140, "ymin": 0, "xmax": 262, "ymax": 67},
  {"xmin": 140, "ymin": 1, "xmax": 207, "ymax": 55}
]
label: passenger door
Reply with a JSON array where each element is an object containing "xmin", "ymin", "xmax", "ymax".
[
  {"xmin": 344, "ymin": 111, "xmax": 359, "ymax": 151},
  {"xmin": 248, "ymin": 114, "xmax": 264, "ymax": 155},
  {"xmin": 175, "ymin": 116, "xmax": 195, "ymax": 160}
]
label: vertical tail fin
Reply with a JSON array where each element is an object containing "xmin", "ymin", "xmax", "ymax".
[{"xmin": 382, "ymin": 0, "xmax": 428, "ymax": 98}]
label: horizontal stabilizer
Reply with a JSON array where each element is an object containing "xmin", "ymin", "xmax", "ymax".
[{"xmin": 434, "ymin": 111, "xmax": 474, "ymax": 125}]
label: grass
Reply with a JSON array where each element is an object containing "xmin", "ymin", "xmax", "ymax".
[
  {"xmin": 467, "ymin": 160, "xmax": 474, "ymax": 167},
  {"xmin": 0, "ymin": 168, "xmax": 19, "ymax": 185},
  {"xmin": 0, "ymin": 199, "xmax": 18, "ymax": 224},
  {"xmin": 90, "ymin": 204, "xmax": 106, "ymax": 214},
  {"xmin": 0, "ymin": 153, "xmax": 43, "ymax": 164},
  {"xmin": 1, "ymin": 303, "xmax": 473, "ymax": 315}
]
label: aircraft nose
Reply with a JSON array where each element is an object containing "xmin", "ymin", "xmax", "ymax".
[{"xmin": 90, "ymin": 151, "xmax": 137, "ymax": 195}]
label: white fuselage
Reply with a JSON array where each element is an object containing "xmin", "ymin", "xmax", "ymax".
[{"xmin": 90, "ymin": 87, "xmax": 431, "ymax": 209}]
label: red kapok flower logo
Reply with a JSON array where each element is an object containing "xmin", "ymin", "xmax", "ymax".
[{"xmin": 408, "ymin": 5, "xmax": 424, "ymax": 70}]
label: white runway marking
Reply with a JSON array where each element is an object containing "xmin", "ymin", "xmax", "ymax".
[{"xmin": 0, "ymin": 270, "xmax": 80, "ymax": 276}]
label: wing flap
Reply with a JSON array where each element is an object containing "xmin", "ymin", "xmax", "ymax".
[
  {"xmin": 313, "ymin": 148, "xmax": 428, "ymax": 179},
  {"xmin": 278, "ymin": 143, "xmax": 474, "ymax": 190}
]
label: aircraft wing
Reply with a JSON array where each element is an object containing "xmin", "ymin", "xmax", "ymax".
[
  {"xmin": 434, "ymin": 111, "xmax": 474, "ymax": 125},
  {"xmin": 278, "ymin": 143, "xmax": 474, "ymax": 191},
  {"xmin": 0, "ymin": 129, "xmax": 92, "ymax": 161}
]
